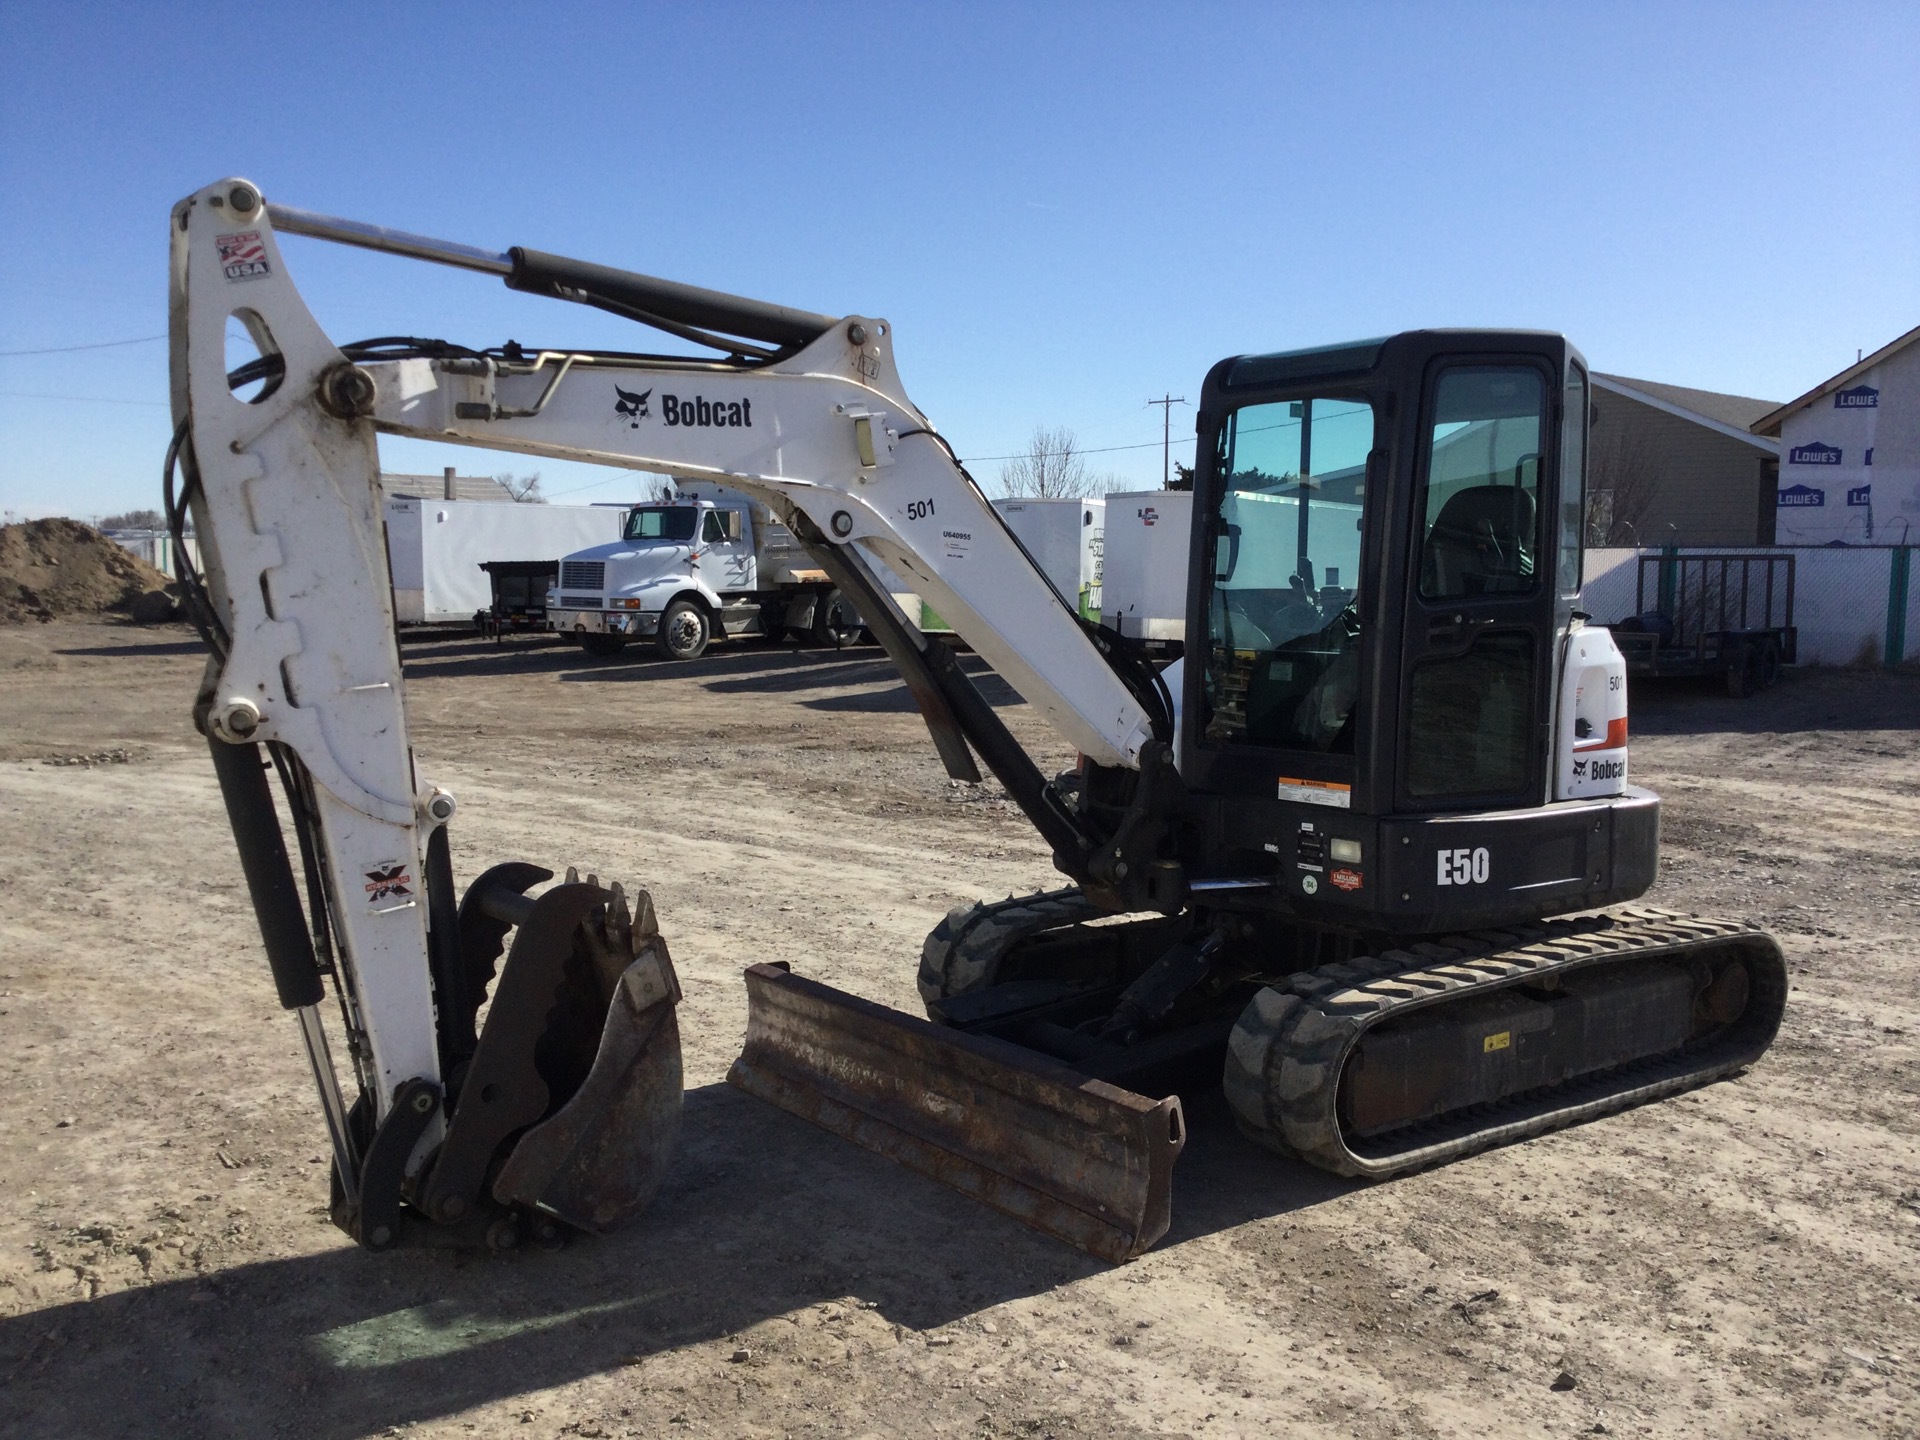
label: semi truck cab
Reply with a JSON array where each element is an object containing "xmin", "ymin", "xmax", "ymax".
[{"xmin": 548, "ymin": 488, "xmax": 862, "ymax": 659}]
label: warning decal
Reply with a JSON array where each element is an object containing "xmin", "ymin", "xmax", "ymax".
[
  {"xmin": 1278, "ymin": 776, "xmax": 1351, "ymax": 809},
  {"xmin": 364, "ymin": 860, "xmax": 414, "ymax": 907}
]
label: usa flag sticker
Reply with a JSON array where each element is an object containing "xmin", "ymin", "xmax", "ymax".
[{"xmin": 216, "ymin": 231, "xmax": 270, "ymax": 282}]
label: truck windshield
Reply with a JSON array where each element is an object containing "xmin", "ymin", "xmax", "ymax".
[
  {"xmin": 624, "ymin": 507, "xmax": 699, "ymax": 542},
  {"xmin": 1203, "ymin": 396, "xmax": 1374, "ymax": 752}
]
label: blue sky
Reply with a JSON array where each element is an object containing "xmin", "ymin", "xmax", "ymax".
[{"xmin": 2, "ymin": 2, "xmax": 1916, "ymax": 519}]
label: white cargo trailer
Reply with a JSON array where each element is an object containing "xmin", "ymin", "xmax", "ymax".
[
  {"xmin": 992, "ymin": 497, "xmax": 1105, "ymax": 618},
  {"xmin": 1100, "ymin": 490, "xmax": 1193, "ymax": 646},
  {"xmin": 384, "ymin": 497, "xmax": 627, "ymax": 624}
]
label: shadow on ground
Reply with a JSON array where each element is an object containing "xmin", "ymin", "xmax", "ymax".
[
  {"xmin": 1, "ymin": 1086, "xmax": 1348, "ymax": 1439},
  {"xmin": 1629, "ymin": 666, "xmax": 1920, "ymax": 736},
  {"xmin": 396, "ymin": 633, "xmax": 1029, "ymax": 714},
  {"xmin": 53, "ymin": 638, "xmax": 207, "ymax": 659}
]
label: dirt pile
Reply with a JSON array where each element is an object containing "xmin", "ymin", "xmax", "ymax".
[{"xmin": 0, "ymin": 519, "xmax": 176, "ymax": 624}]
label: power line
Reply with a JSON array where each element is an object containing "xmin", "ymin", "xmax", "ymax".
[
  {"xmin": 0, "ymin": 391, "xmax": 169, "ymax": 407},
  {"xmin": 0, "ymin": 333, "xmax": 167, "ymax": 357},
  {"xmin": 960, "ymin": 434, "xmax": 1172, "ymax": 464}
]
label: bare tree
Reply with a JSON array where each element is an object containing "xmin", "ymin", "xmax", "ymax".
[
  {"xmin": 998, "ymin": 426, "xmax": 1093, "ymax": 499},
  {"xmin": 97, "ymin": 509, "xmax": 166, "ymax": 531},
  {"xmin": 495, "ymin": 471, "xmax": 546, "ymax": 504},
  {"xmin": 1586, "ymin": 422, "xmax": 1661, "ymax": 545}
]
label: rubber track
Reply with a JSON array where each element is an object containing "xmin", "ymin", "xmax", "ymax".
[
  {"xmin": 1222, "ymin": 906, "xmax": 1789, "ymax": 1179},
  {"xmin": 917, "ymin": 888, "xmax": 1107, "ymax": 1010}
]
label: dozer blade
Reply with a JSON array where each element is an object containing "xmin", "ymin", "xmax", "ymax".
[
  {"xmin": 728, "ymin": 962, "xmax": 1185, "ymax": 1263},
  {"xmin": 421, "ymin": 874, "xmax": 684, "ymax": 1238}
]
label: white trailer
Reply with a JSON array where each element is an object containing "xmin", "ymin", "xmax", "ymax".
[
  {"xmin": 383, "ymin": 497, "xmax": 628, "ymax": 624},
  {"xmin": 992, "ymin": 497, "xmax": 1105, "ymax": 619},
  {"xmin": 1100, "ymin": 490, "xmax": 1193, "ymax": 646}
]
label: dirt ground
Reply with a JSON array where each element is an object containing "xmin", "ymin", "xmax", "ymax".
[{"xmin": 1, "ymin": 619, "xmax": 1915, "ymax": 1440}]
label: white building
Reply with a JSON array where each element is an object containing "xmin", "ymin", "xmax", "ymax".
[{"xmin": 1752, "ymin": 324, "xmax": 1920, "ymax": 546}]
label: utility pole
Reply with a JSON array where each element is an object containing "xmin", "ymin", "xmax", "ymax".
[{"xmin": 1147, "ymin": 394, "xmax": 1188, "ymax": 489}]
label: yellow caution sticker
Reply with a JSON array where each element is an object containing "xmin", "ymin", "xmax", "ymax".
[{"xmin": 1483, "ymin": 1030, "xmax": 1512, "ymax": 1053}]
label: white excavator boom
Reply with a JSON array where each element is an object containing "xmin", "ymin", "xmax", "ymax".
[{"xmin": 169, "ymin": 178, "xmax": 1181, "ymax": 1260}]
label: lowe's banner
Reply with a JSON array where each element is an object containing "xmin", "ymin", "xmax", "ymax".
[{"xmin": 1774, "ymin": 348, "xmax": 1914, "ymax": 545}]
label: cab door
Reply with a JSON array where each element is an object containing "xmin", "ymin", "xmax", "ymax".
[
  {"xmin": 701, "ymin": 509, "xmax": 754, "ymax": 592},
  {"xmin": 1395, "ymin": 353, "xmax": 1560, "ymax": 812}
]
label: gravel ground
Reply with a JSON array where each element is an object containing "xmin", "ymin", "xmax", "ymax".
[{"xmin": 1, "ymin": 620, "xmax": 1914, "ymax": 1439}]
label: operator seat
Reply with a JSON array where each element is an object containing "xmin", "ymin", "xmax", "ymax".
[{"xmin": 1422, "ymin": 484, "xmax": 1536, "ymax": 596}]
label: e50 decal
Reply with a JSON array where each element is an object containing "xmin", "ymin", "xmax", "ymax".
[{"xmin": 1437, "ymin": 846, "xmax": 1490, "ymax": 886}]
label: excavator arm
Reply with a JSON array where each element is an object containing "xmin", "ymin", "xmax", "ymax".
[{"xmin": 170, "ymin": 178, "xmax": 1186, "ymax": 1261}]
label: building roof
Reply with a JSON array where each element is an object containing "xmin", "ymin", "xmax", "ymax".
[
  {"xmin": 1591, "ymin": 373, "xmax": 1780, "ymax": 453},
  {"xmin": 1594, "ymin": 373, "xmax": 1780, "ymax": 431},
  {"xmin": 1749, "ymin": 324, "xmax": 1920, "ymax": 437},
  {"xmin": 379, "ymin": 473, "xmax": 518, "ymax": 504}
]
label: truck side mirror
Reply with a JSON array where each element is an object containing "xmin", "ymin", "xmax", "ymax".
[{"xmin": 1213, "ymin": 524, "xmax": 1241, "ymax": 581}]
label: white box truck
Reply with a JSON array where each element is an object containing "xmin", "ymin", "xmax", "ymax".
[
  {"xmin": 383, "ymin": 497, "xmax": 628, "ymax": 624},
  {"xmin": 1100, "ymin": 490, "xmax": 1193, "ymax": 648},
  {"xmin": 546, "ymin": 482, "xmax": 871, "ymax": 660},
  {"xmin": 992, "ymin": 497, "xmax": 1105, "ymax": 619}
]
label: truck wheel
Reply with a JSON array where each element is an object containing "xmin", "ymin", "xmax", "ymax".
[
  {"xmin": 654, "ymin": 598, "xmax": 711, "ymax": 660},
  {"xmin": 1725, "ymin": 645, "xmax": 1759, "ymax": 699},
  {"xmin": 581, "ymin": 634, "xmax": 628, "ymax": 658},
  {"xmin": 810, "ymin": 589, "xmax": 865, "ymax": 649}
]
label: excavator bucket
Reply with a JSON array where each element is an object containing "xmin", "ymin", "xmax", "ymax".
[
  {"xmin": 728, "ymin": 963, "xmax": 1185, "ymax": 1263},
  {"xmin": 420, "ymin": 870, "xmax": 684, "ymax": 1240}
]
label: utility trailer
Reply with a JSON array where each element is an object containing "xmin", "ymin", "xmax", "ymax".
[
  {"xmin": 992, "ymin": 497, "xmax": 1105, "ymax": 619},
  {"xmin": 384, "ymin": 496, "xmax": 626, "ymax": 625},
  {"xmin": 1100, "ymin": 490, "xmax": 1192, "ymax": 656},
  {"xmin": 475, "ymin": 559, "xmax": 558, "ymax": 641},
  {"xmin": 1607, "ymin": 551, "xmax": 1796, "ymax": 697}
]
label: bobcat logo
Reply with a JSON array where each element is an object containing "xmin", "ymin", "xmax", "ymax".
[
  {"xmin": 1572, "ymin": 758, "xmax": 1589, "ymax": 779},
  {"xmin": 614, "ymin": 385, "xmax": 653, "ymax": 427}
]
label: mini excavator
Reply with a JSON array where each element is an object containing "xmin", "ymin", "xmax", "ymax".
[{"xmin": 168, "ymin": 178, "xmax": 1785, "ymax": 1260}]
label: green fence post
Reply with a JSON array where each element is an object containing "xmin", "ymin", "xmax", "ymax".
[
  {"xmin": 1886, "ymin": 547, "xmax": 1912, "ymax": 670},
  {"xmin": 1657, "ymin": 544, "xmax": 1679, "ymax": 618}
]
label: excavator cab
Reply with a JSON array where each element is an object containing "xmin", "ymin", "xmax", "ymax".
[{"xmin": 1182, "ymin": 332, "xmax": 1657, "ymax": 933}]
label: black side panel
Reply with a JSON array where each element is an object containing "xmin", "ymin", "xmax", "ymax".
[{"xmin": 1370, "ymin": 788, "xmax": 1659, "ymax": 931}]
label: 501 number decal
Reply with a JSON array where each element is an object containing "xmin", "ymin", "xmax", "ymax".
[
  {"xmin": 1436, "ymin": 846, "xmax": 1491, "ymax": 886},
  {"xmin": 906, "ymin": 498, "xmax": 936, "ymax": 520}
]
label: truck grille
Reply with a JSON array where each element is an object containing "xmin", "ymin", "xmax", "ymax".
[
  {"xmin": 560, "ymin": 560, "xmax": 605, "ymax": 590},
  {"xmin": 560, "ymin": 596, "xmax": 600, "ymax": 609}
]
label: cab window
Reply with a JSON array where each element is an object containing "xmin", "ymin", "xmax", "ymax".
[
  {"xmin": 1417, "ymin": 368, "xmax": 1544, "ymax": 598},
  {"xmin": 624, "ymin": 506, "xmax": 699, "ymax": 542},
  {"xmin": 701, "ymin": 511, "xmax": 728, "ymax": 544},
  {"xmin": 1203, "ymin": 396, "xmax": 1374, "ymax": 751}
]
